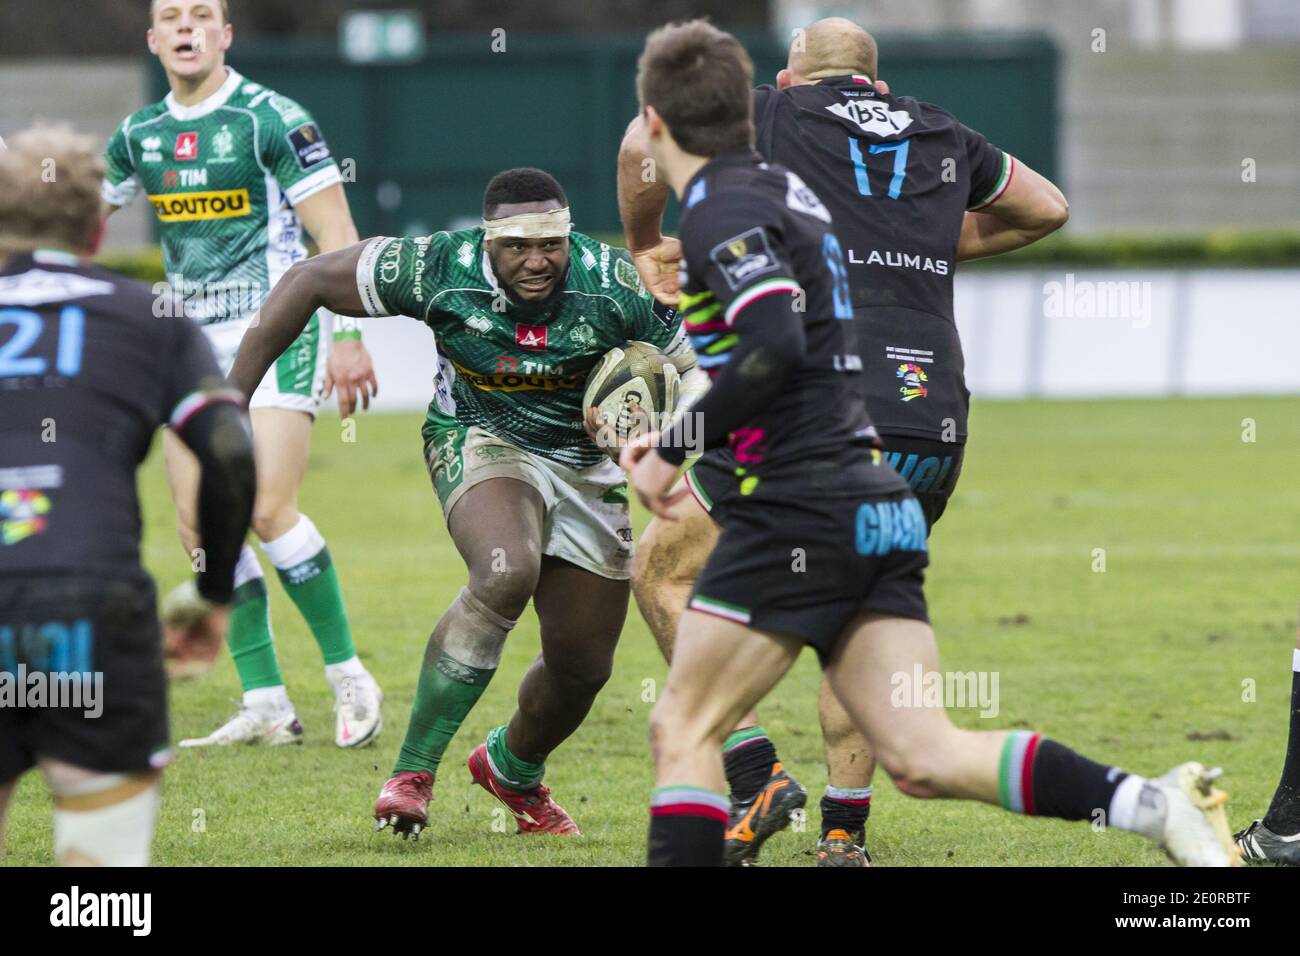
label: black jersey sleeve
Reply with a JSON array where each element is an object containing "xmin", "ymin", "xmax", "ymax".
[
  {"xmin": 960, "ymin": 123, "xmax": 1014, "ymax": 210},
  {"xmin": 160, "ymin": 318, "xmax": 255, "ymax": 604},
  {"xmin": 658, "ymin": 194, "xmax": 806, "ymax": 465}
]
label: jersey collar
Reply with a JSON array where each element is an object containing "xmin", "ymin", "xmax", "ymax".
[
  {"xmin": 816, "ymin": 74, "xmax": 877, "ymax": 90},
  {"xmin": 165, "ymin": 67, "xmax": 243, "ymax": 121},
  {"xmin": 684, "ymin": 147, "xmax": 763, "ymax": 204}
]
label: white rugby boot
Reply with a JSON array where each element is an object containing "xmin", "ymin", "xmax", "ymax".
[
  {"xmin": 332, "ymin": 672, "xmax": 383, "ymax": 748},
  {"xmin": 1147, "ymin": 762, "xmax": 1241, "ymax": 867},
  {"xmin": 178, "ymin": 705, "xmax": 303, "ymax": 748}
]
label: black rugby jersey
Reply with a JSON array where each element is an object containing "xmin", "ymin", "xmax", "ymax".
[
  {"xmin": 753, "ymin": 77, "xmax": 1012, "ymax": 441},
  {"xmin": 660, "ymin": 150, "xmax": 907, "ymax": 499},
  {"xmin": 0, "ymin": 250, "xmax": 239, "ymax": 579}
]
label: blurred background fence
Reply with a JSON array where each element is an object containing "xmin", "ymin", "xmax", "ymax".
[{"xmin": 0, "ymin": 0, "xmax": 1296, "ymax": 406}]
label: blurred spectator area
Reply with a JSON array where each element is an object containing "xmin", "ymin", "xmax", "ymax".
[{"xmin": 1, "ymin": 0, "xmax": 1296, "ymax": 246}]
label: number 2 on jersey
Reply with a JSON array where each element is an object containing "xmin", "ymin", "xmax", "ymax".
[
  {"xmin": 849, "ymin": 137, "xmax": 910, "ymax": 200},
  {"xmin": 0, "ymin": 307, "xmax": 85, "ymax": 378}
]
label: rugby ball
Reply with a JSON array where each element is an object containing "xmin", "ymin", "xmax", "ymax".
[{"xmin": 583, "ymin": 341, "xmax": 679, "ymax": 447}]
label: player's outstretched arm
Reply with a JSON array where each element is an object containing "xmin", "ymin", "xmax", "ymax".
[
  {"xmin": 229, "ymin": 242, "xmax": 369, "ymax": 399},
  {"xmin": 296, "ymin": 185, "xmax": 379, "ymax": 416},
  {"xmin": 618, "ymin": 116, "xmax": 682, "ymax": 305},
  {"xmin": 957, "ymin": 158, "xmax": 1069, "ymax": 261}
]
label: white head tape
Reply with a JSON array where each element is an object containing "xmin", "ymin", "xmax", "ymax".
[{"xmin": 482, "ymin": 206, "xmax": 572, "ymax": 240}]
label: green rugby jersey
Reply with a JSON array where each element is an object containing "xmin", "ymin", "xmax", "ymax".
[
  {"xmin": 102, "ymin": 67, "xmax": 342, "ymax": 325},
  {"xmin": 355, "ymin": 229, "xmax": 687, "ymax": 468}
]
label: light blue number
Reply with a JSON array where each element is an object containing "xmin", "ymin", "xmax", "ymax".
[
  {"xmin": 823, "ymin": 233, "xmax": 854, "ymax": 320},
  {"xmin": 0, "ymin": 306, "xmax": 84, "ymax": 378},
  {"xmin": 56, "ymin": 306, "xmax": 85, "ymax": 375},
  {"xmin": 848, "ymin": 137, "xmax": 910, "ymax": 200},
  {"xmin": 0, "ymin": 309, "xmax": 45, "ymax": 376}
]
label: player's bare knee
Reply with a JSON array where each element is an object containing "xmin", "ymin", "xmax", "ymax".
[
  {"xmin": 468, "ymin": 555, "xmax": 540, "ymax": 620},
  {"xmin": 875, "ymin": 747, "xmax": 941, "ymax": 798},
  {"xmin": 544, "ymin": 650, "xmax": 614, "ymax": 698},
  {"xmin": 251, "ymin": 500, "xmax": 298, "ymax": 542}
]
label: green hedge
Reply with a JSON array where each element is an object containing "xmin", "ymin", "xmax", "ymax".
[
  {"xmin": 960, "ymin": 228, "xmax": 1300, "ymax": 269},
  {"xmin": 97, "ymin": 229, "xmax": 1300, "ymax": 280}
]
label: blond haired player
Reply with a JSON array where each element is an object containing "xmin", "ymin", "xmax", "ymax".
[
  {"xmin": 0, "ymin": 124, "xmax": 253, "ymax": 864},
  {"xmin": 100, "ymin": 0, "xmax": 382, "ymax": 748}
]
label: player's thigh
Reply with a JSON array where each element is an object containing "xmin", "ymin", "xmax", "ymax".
[
  {"xmin": 161, "ymin": 427, "xmax": 201, "ymax": 541},
  {"xmin": 533, "ymin": 557, "xmax": 629, "ymax": 683},
  {"xmin": 633, "ymin": 476, "xmax": 718, "ymax": 587},
  {"xmin": 824, "ymin": 612, "xmax": 955, "ymax": 772},
  {"xmin": 446, "ymin": 476, "xmax": 547, "ymax": 612},
  {"xmin": 250, "ymin": 407, "xmax": 312, "ymax": 511},
  {"xmin": 654, "ymin": 611, "xmax": 802, "ymax": 749}
]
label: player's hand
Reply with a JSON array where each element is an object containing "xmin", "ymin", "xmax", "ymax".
[
  {"xmin": 630, "ymin": 236, "xmax": 683, "ymax": 307},
  {"xmin": 583, "ymin": 405, "xmax": 622, "ymax": 460},
  {"xmin": 622, "ymin": 433, "xmax": 687, "ymax": 519},
  {"xmin": 324, "ymin": 339, "xmax": 379, "ymax": 418},
  {"xmin": 163, "ymin": 596, "xmax": 228, "ymax": 680}
]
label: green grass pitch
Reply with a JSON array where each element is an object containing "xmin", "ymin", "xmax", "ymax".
[{"xmin": 4, "ymin": 396, "xmax": 1296, "ymax": 866}]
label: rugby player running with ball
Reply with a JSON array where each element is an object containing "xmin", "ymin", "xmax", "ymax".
[{"xmin": 229, "ymin": 168, "xmax": 705, "ymax": 839}]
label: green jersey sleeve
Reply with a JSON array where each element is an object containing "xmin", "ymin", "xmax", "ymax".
[
  {"xmin": 255, "ymin": 93, "xmax": 343, "ymax": 206},
  {"xmin": 101, "ymin": 119, "xmax": 142, "ymax": 208},
  {"xmin": 354, "ymin": 234, "xmax": 447, "ymax": 320}
]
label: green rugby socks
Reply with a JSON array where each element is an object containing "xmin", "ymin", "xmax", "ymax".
[
  {"xmin": 228, "ymin": 544, "xmax": 286, "ymax": 694},
  {"xmin": 394, "ymin": 587, "xmax": 515, "ymax": 776},
  {"xmin": 260, "ymin": 514, "xmax": 357, "ymax": 667},
  {"xmin": 485, "ymin": 725, "xmax": 545, "ymax": 792}
]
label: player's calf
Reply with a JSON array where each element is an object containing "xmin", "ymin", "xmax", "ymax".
[{"xmin": 630, "ymin": 485, "xmax": 717, "ymax": 660}]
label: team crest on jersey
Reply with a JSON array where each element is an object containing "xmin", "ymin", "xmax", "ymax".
[
  {"xmin": 141, "ymin": 136, "xmax": 163, "ymax": 163},
  {"xmin": 174, "ymin": 131, "xmax": 199, "ymax": 161},
  {"xmin": 212, "ymin": 124, "xmax": 236, "ymax": 163},
  {"xmin": 570, "ymin": 322, "xmax": 595, "ymax": 347},
  {"xmin": 287, "ymin": 123, "xmax": 330, "ymax": 170},
  {"xmin": 515, "ymin": 323, "xmax": 548, "ymax": 351},
  {"xmin": 709, "ymin": 227, "xmax": 779, "ymax": 291},
  {"xmin": 825, "ymin": 100, "xmax": 914, "ymax": 138},
  {"xmin": 896, "ymin": 363, "xmax": 929, "ymax": 402}
]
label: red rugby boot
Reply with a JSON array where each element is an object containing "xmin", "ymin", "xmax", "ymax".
[
  {"xmin": 374, "ymin": 770, "xmax": 433, "ymax": 839},
  {"xmin": 467, "ymin": 743, "xmax": 580, "ymax": 835}
]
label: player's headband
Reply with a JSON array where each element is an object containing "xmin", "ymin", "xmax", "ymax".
[{"xmin": 482, "ymin": 207, "xmax": 572, "ymax": 240}]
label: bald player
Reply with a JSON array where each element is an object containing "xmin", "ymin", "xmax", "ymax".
[{"xmin": 617, "ymin": 17, "xmax": 1068, "ymax": 865}]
